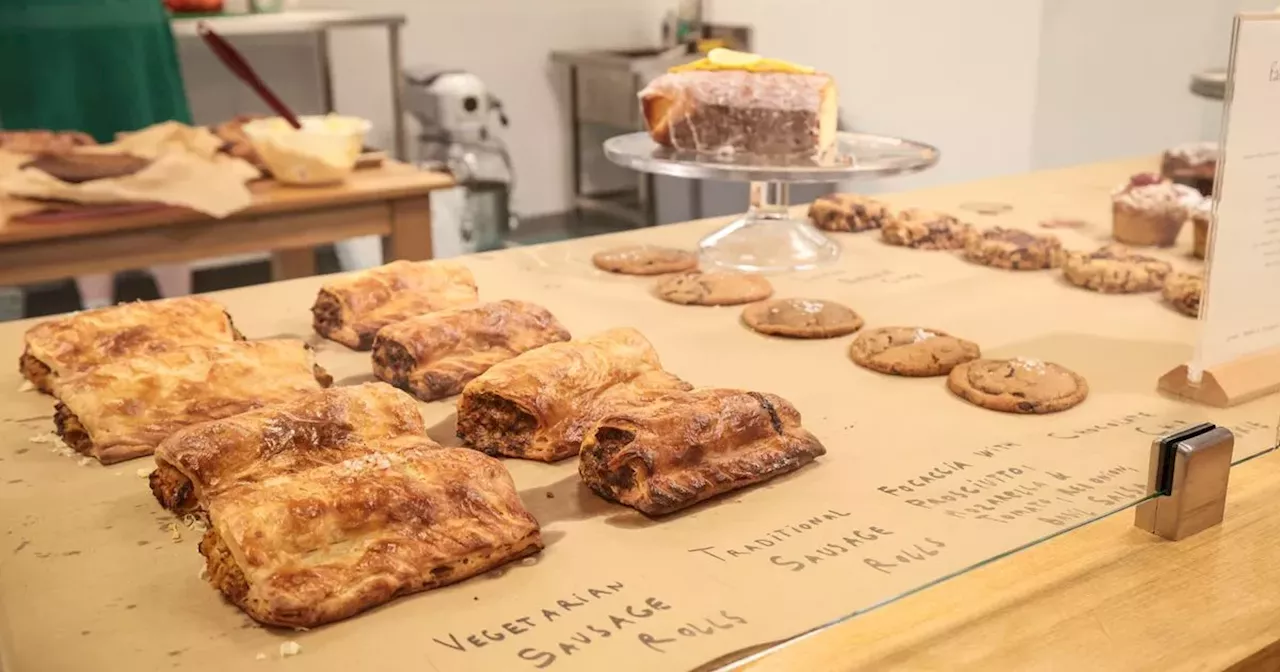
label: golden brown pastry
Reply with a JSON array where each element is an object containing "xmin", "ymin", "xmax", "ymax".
[
  {"xmin": 580, "ymin": 388, "xmax": 826, "ymax": 515},
  {"xmin": 372, "ymin": 300, "xmax": 571, "ymax": 402},
  {"xmin": 54, "ymin": 339, "xmax": 331, "ymax": 465},
  {"xmin": 150, "ymin": 383, "xmax": 427, "ymax": 515},
  {"xmin": 311, "ymin": 260, "xmax": 479, "ymax": 350},
  {"xmin": 19, "ymin": 297, "xmax": 242, "ymax": 394},
  {"xmin": 199, "ymin": 440, "xmax": 542, "ymax": 628},
  {"xmin": 0, "ymin": 129, "xmax": 97, "ymax": 154},
  {"xmin": 455, "ymin": 328, "xmax": 689, "ymax": 462}
]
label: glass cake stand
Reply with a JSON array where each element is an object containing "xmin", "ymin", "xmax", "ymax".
[{"xmin": 603, "ymin": 131, "xmax": 940, "ymax": 272}]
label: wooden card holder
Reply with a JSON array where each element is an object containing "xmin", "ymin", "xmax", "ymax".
[
  {"xmin": 1158, "ymin": 347, "xmax": 1280, "ymax": 407},
  {"xmin": 1134, "ymin": 424, "xmax": 1234, "ymax": 541}
]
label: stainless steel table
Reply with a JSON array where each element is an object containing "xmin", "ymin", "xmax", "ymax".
[{"xmin": 171, "ymin": 10, "xmax": 408, "ymax": 160}]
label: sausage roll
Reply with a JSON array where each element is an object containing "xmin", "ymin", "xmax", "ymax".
[
  {"xmin": 19, "ymin": 296, "xmax": 242, "ymax": 394},
  {"xmin": 372, "ymin": 300, "xmax": 571, "ymax": 402},
  {"xmin": 151, "ymin": 382, "xmax": 427, "ymax": 515},
  {"xmin": 199, "ymin": 440, "xmax": 543, "ymax": 628},
  {"xmin": 54, "ymin": 339, "xmax": 331, "ymax": 465},
  {"xmin": 311, "ymin": 260, "xmax": 478, "ymax": 350},
  {"xmin": 455, "ymin": 327, "xmax": 690, "ymax": 462},
  {"xmin": 579, "ymin": 388, "xmax": 826, "ymax": 515}
]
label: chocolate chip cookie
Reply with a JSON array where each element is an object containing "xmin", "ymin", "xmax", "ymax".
[
  {"xmin": 1061, "ymin": 244, "xmax": 1172, "ymax": 293},
  {"xmin": 948, "ymin": 358, "xmax": 1088, "ymax": 414},
  {"xmin": 655, "ymin": 271, "xmax": 773, "ymax": 306},
  {"xmin": 880, "ymin": 209, "xmax": 973, "ymax": 250},
  {"xmin": 963, "ymin": 227, "xmax": 1062, "ymax": 270},
  {"xmin": 741, "ymin": 298, "xmax": 863, "ymax": 339},
  {"xmin": 807, "ymin": 194, "xmax": 891, "ymax": 232},
  {"xmin": 1162, "ymin": 271, "xmax": 1203, "ymax": 317},
  {"xmin": 849, "ymin": 327, "xmax": 981, "ymax": 377},
  {"xmin": 593, "ymin": 245, "xmax": 699, "ymax": 275}
]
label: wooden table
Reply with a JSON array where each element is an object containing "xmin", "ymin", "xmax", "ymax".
[
  {"xmin": 1, "ymin": 156, "xmax": 1277, "ymax": 672},
  {"xmin": 0, "ymin": 161, "xmax": 454, "ymax": 286}
]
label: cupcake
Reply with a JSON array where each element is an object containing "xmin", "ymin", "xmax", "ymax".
[
  {"xmin": 1111, "ymin": 173, "xmax": 1203, "ymax": 247},
  {"xmin": 1160, "ymin": 141, "xmax": 1218, "ymax": 196},
  {"xmin": 1190, "ymin": 199, "xmax": 1212, "ymax": 259}
]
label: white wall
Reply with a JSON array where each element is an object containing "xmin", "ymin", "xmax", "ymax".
[
  {"xmin": 178, "ymin": 1, "xmax": 1271, "ymax": 217},
  {"xmin": 316, "ymin": 0, "xmax": 668, "ymax": 218}
]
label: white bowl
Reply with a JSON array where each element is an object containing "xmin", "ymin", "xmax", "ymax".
[{"xmin": 242, "ymin": 115, "xmax": 372, "ymax": 186}]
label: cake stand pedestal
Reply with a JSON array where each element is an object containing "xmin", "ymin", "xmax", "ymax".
[{"xmin": 603, "ymin": 131, "xmax": 940, "ymax": 273}]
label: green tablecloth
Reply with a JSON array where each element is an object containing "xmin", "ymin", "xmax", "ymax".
[{"xmin": 0, "ymin": 0, "xmax": 192, "ymax": 142}]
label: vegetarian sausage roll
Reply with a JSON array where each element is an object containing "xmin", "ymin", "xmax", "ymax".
[
  {"xmin": 199, "ymin": 440, "xmax": 542, "ymax": 628},
  {"xmin": 150, "ymin": 382, "xmax": 427, "ymax": 515},
  {"xmin": 53, "ymin": 339, "xmax": 331, "ymax": 465},
  {"xmin": 455, "ymin": 327, "xmax": 689, "ymax": 462},
  {"xmin": 19, "ymin": 296, "xmax": 242, "ymax": 394},
  {"xmin": 372, "ymin": 300, "xmax": 570, "ymax": 402},
  {"xmin": 311, "ymin": 260, "xmax": 478, "ymax": 350},
  {"xmin": 579, "ymin": 388, "xmax": 826, "ymax": 515}
]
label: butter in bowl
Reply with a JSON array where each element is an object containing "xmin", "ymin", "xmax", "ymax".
[{"xmin": 241, "ymin": 115, "xmax": 372, "ymax": 186}]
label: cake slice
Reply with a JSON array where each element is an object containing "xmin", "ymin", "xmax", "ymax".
[{"xmin": 640, "ymin": 48, "xmax": 837, "ymax": 156}]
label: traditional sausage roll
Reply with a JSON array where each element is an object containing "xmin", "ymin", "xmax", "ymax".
[
  {"xmin": 579, "ymin": 388, "xmax": 826, "ymax": 515},
  {"xmin": 311, "ymin": 260, "xmax": 478, "ymax": 350},
  {"xmin": 372, "ymin": 300, "xmax": 571, "ymax": 402},
  {"xmin": 150, "ymin": 382, "xmax": 427, "ymax": 515},
  {"xmin": 455, "ymin": 327, "xmax": 689, "ymax": 462},
  {"xmin": 199, "ymin": 440, "xmax": 542, "ymax": 628},
  {"xmin": 53, "ymin": 339, "xmax": 331, "ymax": 465},
  {"xmin": 19, "ymin": 296, "xmax": 242, "ymax": 394}
]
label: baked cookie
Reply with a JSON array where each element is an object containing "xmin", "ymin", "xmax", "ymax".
[
  {"xmin": 849, "ymin": 327, "xmax": 980, "ymax": 377},
  {"xmin": 963, "ymin": 227, "xmax": 1062, "ymax": 270},
  {"xmin": 807, "ymin": 194, "xmax": 891, "ymax": 232},
  {"xmin": 881, "ymin": 209, "xmax": 973, "ymax": 250},
  {"xmin": 948, "ymin": 358, "xmax": 1088, "ymax": 414},
  {"xmin": 593, "ymin": 245, "xmax": 698, "ymax": 275},
  {"xmin": 1060, "ymin": 244, "xmax": 1172, "ymax": 293},
  {"xmin": 741, "ymin": 298, "xmax": 863, "ymax": 339},
  {"xmin": 655, "ymin": 271, "xmax": 773, "ymax": 306},
  {"xmin": 1162, "ymin": 271, "xmax": 1203, "ymax": 317}
]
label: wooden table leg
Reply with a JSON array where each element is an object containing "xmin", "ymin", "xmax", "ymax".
[
  {"xmin": 271, "ymin": 248, "xmax": 317, "ymax": 280},
  {"xmin": 388, "ymin": 195, "xmax": 434, "ymax": 261}
]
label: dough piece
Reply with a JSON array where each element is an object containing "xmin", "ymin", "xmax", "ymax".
[
  {"xmin": 807, "ymin": 194, "xmax": 890, "ymax": 232},
  {"xmin": 1061, "ymin": 244, "xmax": 1172, "ymax": 293},
  {"xmin": 580, "ymin": 388, "xmax": 826, "ymax": 516},
  {"xmin": 882, "ymin": 209, "xmax": 973, "ymax": 250},
  {"xmin": 963, "ymin": 227, "xmax": 1062, "ymax": 270},
  {"xmin": 311, "ymin": 260, "xmax": 478, "ymax": 350},
  {"xmin": 150, "ymin": 383, "xmax": 427, "ymax": 515},
  {"xmin": 1111, "ymin": 173, "xmax": 1203, "ymax": 248},
  {"xmin": 741, "ymin": 298, "xmax": 863, "ymax": 339},
  {"xmin": 654, "ymin": 271, "xmax": 773, "ymax": 306},
  {"xmin": 53, "ymin": 339, "xmax": 331, "ymax": 465},
  {"xmin": 947, "ymin": 358, "xmax": 1088, "ymax": 414},
  {"xmin": 456, "ymin": 328, "xmax": 690, "ymax": 462},
  {"xmin": 592, "ymin": 245, "xmax": 698, "ymax": 275},
  {"xmin": 23, "ymin": 152, "xmax": 152, "ymax": 183},
  {"xmin": 1162, "ymin": 271, "xmax": 1203, "ymax": 317},
  {"xmin": 200, "ymin": 440, "xmax": 542, "ymax": 628},
  {"xmin": 372, "ymin": 300, "xmax": 571, "ymax": 402},
  {"xmin": 19, "ymin": 296, "xmax": 242, "ymax": 395},
  {"xmin": 849, "ymin": 327, "xmax": 980, "ymax": 377}
]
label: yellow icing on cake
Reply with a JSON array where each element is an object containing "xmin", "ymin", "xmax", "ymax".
[{"xmin": 669, "ymin": 48, "xmax": 816, "ymax": 75}]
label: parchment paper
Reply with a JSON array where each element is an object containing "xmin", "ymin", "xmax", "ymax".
[
  {"xmin": 0, "ymin": 122, "xmax": 259, "ymax": 220},
  {"xmin": 0, "ymin": 157, "xmax": 1275, "ymax": 672}
]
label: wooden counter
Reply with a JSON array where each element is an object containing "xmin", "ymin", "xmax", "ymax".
[
  {"xmin": 0, "ymin": 161, "xmax": 454, "ymax": 285},
  {"xmin": 0, "ymin": 156, "xmax": 1276, "ymax": 672}
]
